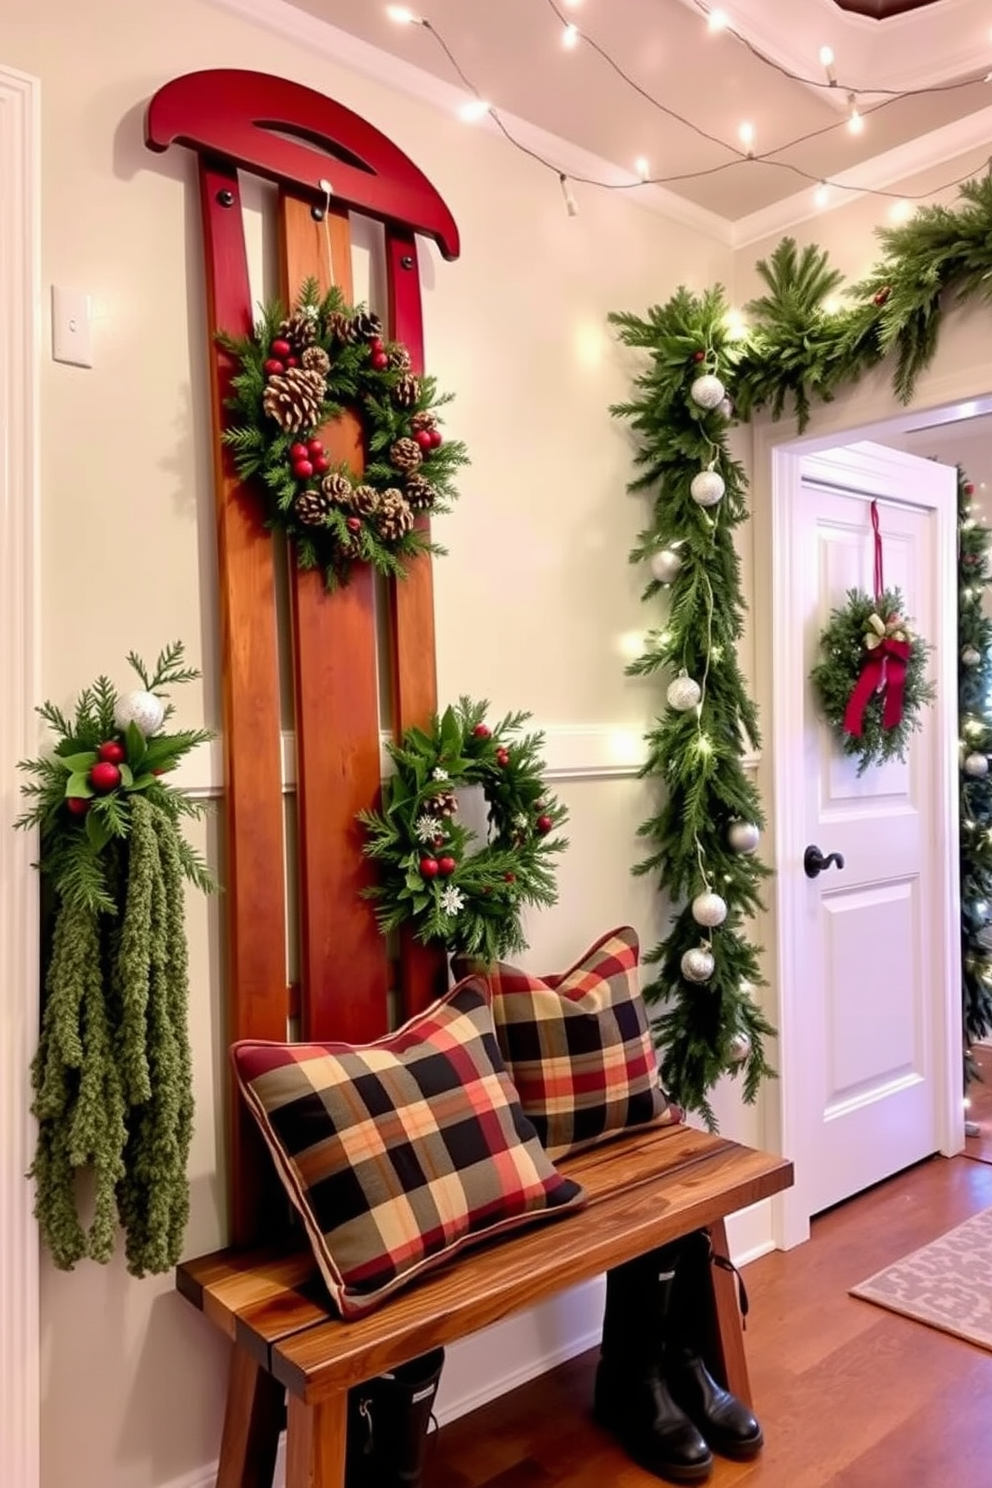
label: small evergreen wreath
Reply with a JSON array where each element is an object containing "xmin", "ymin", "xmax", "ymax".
[
  {"xmin": 358, "ymin": 698, "xmax": 568, "ymax": 962},
  {"xmin": 220, "ymin": 279, "xmax": 468, "ymax": 590},
  {"xmin": 811, "ymin": 587, "xmax": 935, "ymax": 775}
]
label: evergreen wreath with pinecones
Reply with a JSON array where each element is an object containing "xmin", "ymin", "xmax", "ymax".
[
  {"xmin": 15, "ymin": 642, "xmax": 215, "ymax": 1276},
  {"xmin": 220, "ymin": 279, "xmax": 468, "ymax": 590},
  {"xmin": 358, "ymin": 699, "xmax": 568, "ymax": 963}
]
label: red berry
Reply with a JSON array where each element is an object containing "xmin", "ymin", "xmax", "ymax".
[
  {"xmin": 312, "ymin": 455, "xmax": 330, "ymax": 475},
  {"xmin": 290, "ymin": 442, "xmax": 309, "ymax": 461},
  {"xmin": 271, "ymin": 338, "xmax": 292, "ymax": 358},
  {"xmin": 420, "ymin": 857, "xmax": 440, "ymax": 878},
  {"xmin": 89, "ymin": 761, "xmax": 121, "ymax": 793},
  {"xmin": 292, "ymin": 459, "xmax": 314, "ymax": 480},
  {"xmin": 97, "ymin": 740, "xmax": 126, "ymax": 764},
  {"xmin": 504, "ymin": 872, "xmax": 516, "ymax": 883},
  {"xmin": 437, "ymin": 856, "xmax": 457, "ymax": 877},
  {"xmin": 346, "ymin": 516, "xmax": 362, "ymax": 533},
  {"xmin": 371, "ymin": 352, "xmax": 389, "ymax": 371},
  {"xmin": 965, "ymin": 482, "xmax": 976, "ymax": 496},
  {"xmin": 472, "ymin": 723, "xmax": 491, "ymax": 739},
  {"xmin": 536, "ymin": 814, "xmax": 553, "ymax": 835},
  {"xmin": 264, "ymin": 358, "xmax": 285, "ymax": 377},
  {"xmin": 496, "ymin": 747, "xmax": 510, "ymax": 767},
  {"xmin": 285, "ymin": 356, "xmax": 299, "ymax": 368},
  {"xmin": 307, "ymin": 438, "xmax": 324, "ymax": 456},
  {"xmin": 428, "ymin": 429, "xmax": 443, "ymax": 449},
  {"xmin": 370, "ymin": 337, "xmax": 384, "ymax": 354},
  {"xmin": 415, "ymin": 430, "xmax": 433, "ymax": 451},
  {"xmin": 66, "ymin": 796, "xmax": 90, "ymax": 816},
  {"xmin": 151, "ymin": 768, "xmax": 168, "ymax": 777},
  {"xmin": 693, "ymin": 350, "xmax": 706, "ymax": 363}
]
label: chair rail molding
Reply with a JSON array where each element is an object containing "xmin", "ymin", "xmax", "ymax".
[{"xmin": 0, "ymin": 61, "xmax": 41, "ymax": 1488}]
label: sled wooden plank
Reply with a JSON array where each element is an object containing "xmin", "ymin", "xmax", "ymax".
[
  {"xmin": 199, "ymin": 158, "xmax": 289, "ymax": 1247},
  {"xmin": 383, "ymin": 226, "xmax": 447, "ymax": 1019},
  {"xmin": 279, "ymin": 192, "xmax": 389, "ymax": 1045}
]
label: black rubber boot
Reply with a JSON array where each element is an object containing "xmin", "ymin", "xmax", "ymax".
[
  {"xmin": 346, "ymin": 1347, "xmax": 445, "ymax": 1488},
  {"xmin": 663, "ymin": 1230, "xmax": 764, "ymax": 1461},
  {"xmin": 594, "ymin": 1253, "xmax": 713, "ymax": 1483}
]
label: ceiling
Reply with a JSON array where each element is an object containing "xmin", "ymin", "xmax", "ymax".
[{"xmin": 286, "ymin": 0, "xmax": 992, "ymax": 227}]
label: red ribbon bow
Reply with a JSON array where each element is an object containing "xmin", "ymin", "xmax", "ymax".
[{"xmin": 843, "ymin": 633, "xmax": 912, "ymax": 737}]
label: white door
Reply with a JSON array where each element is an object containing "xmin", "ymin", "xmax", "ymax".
[{"xmin": 772, "ymin": 441, "xmax": 961, "ymax": 1244}]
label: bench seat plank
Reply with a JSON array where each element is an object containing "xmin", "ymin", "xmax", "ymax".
[{"xmin": 178, "ymin": 1125, "xmax": 792, "ymax": 1405}]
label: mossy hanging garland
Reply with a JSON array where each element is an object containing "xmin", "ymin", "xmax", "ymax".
[
  {"xmin": 221, "ymin": 279, "xmax": 468, "ymax": 589},
  {"xmin": 811, "ymin": 588, "xmax": 934, "ymax": 775},
  {"xmin": 16, "ymin": 643, "xmax": 215, "ymax": 1275},
  {"xmin": 358, "ymin": 698, "xmax": 568, "ymax": 963}
]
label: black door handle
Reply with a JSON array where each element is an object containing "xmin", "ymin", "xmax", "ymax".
[{"xmin": 804, "ymin": 844, "xmax": 845, "ymax": 879}]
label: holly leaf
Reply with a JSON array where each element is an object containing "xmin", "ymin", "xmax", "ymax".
[
  {"xmin": 126, "ymin": 722, "xmax": 147, "ymax": 768},
  {"xmin": 58, "ymin": 751, "xmax": 97, "ymax": 773},
  {"xmin": 85, "ymin": 809, "xmax": 112, "ymax": 851},
  {"xmin": 118, "ymin": 762, "xmax": 134, "ymax": 788},
  {"xmin": 66, "ymin": 771, "xmax": 94, "ymax": 799},
  {"xmin": 405, "ymin": 866, "xmax": 426, "ymax": 892},
  {"xmin": 127, "ymin": 773, "xmax": 158, "ymax": 793},
  {"xmin": 411, "ymin": 893, "xmax": 431, "ymax": 913},
  {"xmin": 439, "ymin": 706, "xmax": 461, "ymax": 757}
]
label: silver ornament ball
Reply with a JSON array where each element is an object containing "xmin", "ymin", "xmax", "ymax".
[
  {"xmin": 728, "ymin": 1031, "xmax": 752, "ymax": 1065},
  {"xmin": 689, "ymin": 373, "xmax": 726, "ymax": 410},
  {"xmin": 681, "ymin": 946, "xmax": 716, "ymax": 983},
  {"xmin": 114, "ymin": 689, "xmax": 166, "ymax": 737},
  {"xmin": 692, "ymin": 891, "xmax": 728, "ymax": 928},
  {"xmin": 650, "ymin": 548, "xmax": 683, "ymax": 585},
  {"xmin": 962, "ymin": 646, "xmax": 982, "ymax": 668},
  {"xmin": 964, "ymin": 752, "xmax": 990, "ymax": 778},
  {"xmin": 666, "ymin": 673, "xmax": 702, "ymax": 713},
  {"xmin": 690, "ymin": 469, "xmax": 726, "ymax": 508},
  {"xmin": 728, "ymin": 820, "xmax": 761, "ymax": 854}
]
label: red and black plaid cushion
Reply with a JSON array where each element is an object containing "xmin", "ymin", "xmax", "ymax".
[
  {"xmin": 231, "ymin": 978, "xmax": 586, "ymax": 1317},
  {"xmin": 453, "ymin": 927, "xmax": 682, "ymax": 1160}
]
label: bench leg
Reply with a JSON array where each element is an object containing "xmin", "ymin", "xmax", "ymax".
[
  {"xmin": 707, "ymin": 1217, "xmax": 752, "ymax": 1408},
  {"xmin": 285, "ymin": 1391, "xmax": 348, "ymax": 1488},
  {"xmin": 217, "ymin": 1341, "xmax": 285, "ymax": 1488}
]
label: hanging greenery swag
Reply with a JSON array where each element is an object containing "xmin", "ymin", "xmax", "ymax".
[
  {"xmin": 220, "ymin": 278, "xmax": 469, "ymax": 591},
  {"xmin": 610, "ymin": 171, "xmax": 992, "ymax": 1125},
  {"xmin": 358, "ymin": 698, "xmax": 568, "ymax": 964},
  {"xmin": 16, "ymin": 643, "xmax": 215, "ymax": 1275}
]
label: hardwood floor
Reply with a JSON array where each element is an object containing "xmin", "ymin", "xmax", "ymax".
[{"xmin": 428, "ymin": 1155, "xmax": 992, "ymax": 1488}]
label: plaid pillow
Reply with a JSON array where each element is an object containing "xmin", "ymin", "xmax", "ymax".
[
  {"xmin": 453, "ymin": 927, "xmax": 681, "ymax": 1160},
  {"xmin": 231, "ymin": 979, "xmax": 586, "ymax": 1317}
]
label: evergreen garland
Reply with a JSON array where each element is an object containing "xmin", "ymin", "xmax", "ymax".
[
  {"xmin": 957, "ymin": 470, "xmax": 992, "ymax": 1070},
  {"xmin": 810, "ymin": 588, "xmax": 935, "ymax": 775},
  {"xmin": 610, "ymin": 289, "xmax": 776, "ymax": 1127},
  {"xmin": 17, "ymin": 645, "xmax": 213, "ymax": 1274}
]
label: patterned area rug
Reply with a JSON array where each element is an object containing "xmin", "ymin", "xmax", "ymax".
[{"xmin": 850, "ymin": 1207, "xmax": 992, "ymax": 1350}]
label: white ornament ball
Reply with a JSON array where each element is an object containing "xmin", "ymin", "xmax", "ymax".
[
  {"xmin": 689, "ymin": 373, "xmax": 726, "ymax": 411},
  {"xmin": 690, "ymin": 469, "xmax": 726, "ymax": 508},
  {"xmin": 681, "ymin": 946, "xmax": 716, "ymax": 983},
  {"xmin": 717, "ymin": 397, "xmax": 734, "ymax": 420},
  {"xmin": 114, "ymin": 689, "xmax": 166, "ymax": 738},
  {"xmin": 692, "ymin": 891, "xmax": 728, "ymax": 928},
  {"xmin": 650, "ymin": 548, "xmax": 683, "ymax": 585},
  {"xmin": 964, "ymin": 752, "xmax": 990, "ymax": 778},
  {"xmin": 962, "ymin": 646, "xmax": 982, "ymax": 668},
  {"xmin": 666, "ymin": 674, "xmax": 702, "ymax": 712},
  {"xmin": 728, "ymin": 820, "xmax": 761, "ymax": 854},
  {"xmin": 728, "ymin": 1031, "xmax": 752, "ymax": 1065}
]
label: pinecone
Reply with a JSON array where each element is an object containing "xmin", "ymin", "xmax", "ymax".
[
  {"xmin": 262, "ymin": 367, "xmax": 325, "ymax": 434},
  {"xmin": 393, "ymin": 372, "xmax": 421, "ymax": 409},
  {"xmin": 404, "ymin": 474, "xmax": 437, "ymax": 512},
  {"xmin": 376, "ymin": 489, "xmax": 414, "ymax": 541},
  {"xmin": 410, "ymin": 410, "xmax": 437, "ymax": 434},
  {"xmin": 431, "ymin": 788, "xmax": 458, "ymax": 817},
  {"xmin": 278, "ymin": 307, "xmax": 320, "ymax": 350},
  {"xmin": 388, "ymin": 344, "xmax": 412, "ymax": 372},
  {"xmin": 321, "ymin": 472, "xmax": 354, "ymax": 506},
  {"xmin": 326, "ymin": 311, "xmax": 355, "ymax": 344},
  {"xmin": 351, "ymin": 483, "xmax": 380, "ymax": 516},
  {"xmin": 350, "ymin": 310, "xmax": 383, "ymax": 342},
  {"xmin": 301, "ymin": 346, "xmax": 330, "ymax": 376},
  {"xmin": 390, "ymin": 437, "xmax": 423, "ymax": 475},
  {"xmin": 293, "ymin": 489, "xmax": 331, "ymax": 527}
]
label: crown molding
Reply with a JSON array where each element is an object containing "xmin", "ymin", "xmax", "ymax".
[
  {"xmin": 732, "ymin": 100, "xmax": 992, "ymax": 246},
  {"xmin": 202, "ymin": 0, "xmax": 735, "ymax": 246},
  {"xmin": 0, "ymin": 61, "xmax": 41, "ymax": 1488}
]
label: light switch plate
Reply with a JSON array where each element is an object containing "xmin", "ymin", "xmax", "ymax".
[{"xmin": 52, "ymin": 287, "xmax": 93, "ymax": 367}]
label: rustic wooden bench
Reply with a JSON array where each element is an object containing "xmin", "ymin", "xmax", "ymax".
[{"xmin": 145, "ymin": 68, "xmax": 793, "ymax": 1488}]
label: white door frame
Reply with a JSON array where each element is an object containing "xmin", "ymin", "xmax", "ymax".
[
  {"xmin": 751, "ymin": 396, "xmax": 975, "ymax": 1251},
  {"xmin": 0, "ymin": 61, "xmax": 41, "ymax": 1488}
]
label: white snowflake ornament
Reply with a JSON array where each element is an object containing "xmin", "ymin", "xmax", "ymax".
[
  {"xmin": 440, "ymin": 884, "xmax": 465, "ymax": 916},
  {"xmin": 415, "ymin": 814, "xmax": 444, "ymax": 843}
]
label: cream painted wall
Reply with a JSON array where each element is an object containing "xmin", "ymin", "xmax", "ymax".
[{"xmin": 0, "ymin": 3, "xmax": 740, "ymax": 1487}]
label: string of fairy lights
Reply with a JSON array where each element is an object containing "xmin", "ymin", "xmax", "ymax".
[{"xmin": 383, "ymin": 0, "xmax": 992, "ymax": 215}]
